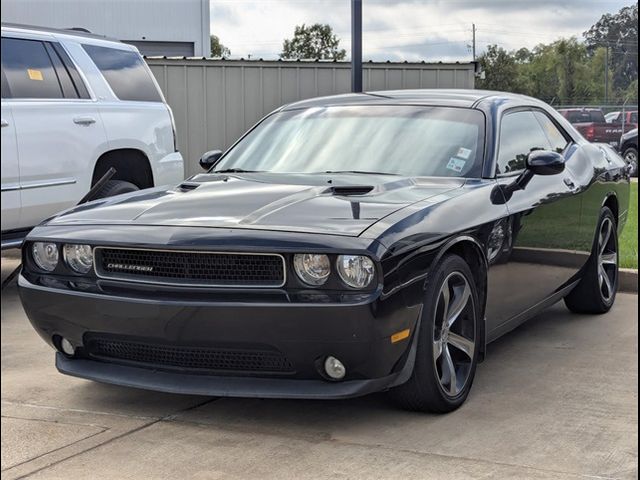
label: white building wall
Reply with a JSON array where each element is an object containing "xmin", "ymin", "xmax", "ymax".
[{"xmin": 0, "ymin": 0, "xmax": 210, "ymax": 56}]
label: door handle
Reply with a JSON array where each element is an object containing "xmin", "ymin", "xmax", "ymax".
[
  {"xmin": 563, "ymin": 178, "xmax": 576, "ymax": 190},
  {"xmin": 1, "ymin": 119, "xmax": 8, "ymax": 127},
  {"xmin": 73, "ymin": 116, "xmax": 96, "ymax": 125}
]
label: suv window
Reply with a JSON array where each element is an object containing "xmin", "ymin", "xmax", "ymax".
[
  {"xmin": 630, "ymin": 112, "xmax": 638, "ymax": 124},
  {"xmin": 82, "ymin": 44, "xmax": 162, "ymax": 102},
  {"xmin": 533, "ymin": 111, "xmax": 569, "ymax": 153},
  {"xmin": 497, "ymin": 110, "xmax": 553, "ymax": 176},
  {"xmin": 1, "ymin": 37, "xmax": 63, "ymax": 99}
]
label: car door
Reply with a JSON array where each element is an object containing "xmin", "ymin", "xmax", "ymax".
[
  {"xmin": 1, "ymin": 35, "xmax": 108, "ymax": 230},
  {"xmin": 1, "ymin": 100, "xmax": 20, "ymax": 231},
  {"xmin": 485, "ymin": 108, "xmax": 584, "ymax": 339}
]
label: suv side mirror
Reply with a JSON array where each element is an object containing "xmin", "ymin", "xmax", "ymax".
[
  {"xmin": 199, "ymin": 150, "xmax": 223, "ymax": 171},
  {"xmin": 526, "ymin": 150, "xmax": 566, "ymax": 176}
]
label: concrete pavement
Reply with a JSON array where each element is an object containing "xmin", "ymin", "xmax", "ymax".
[{"xmin": 1, "ymin": 253, "xmax": 637, "ymax": 479}]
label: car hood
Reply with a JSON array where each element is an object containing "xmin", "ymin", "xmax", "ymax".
[{"xmin": 48, "ymin": 173, "xmax": 465, "ymax": 237}]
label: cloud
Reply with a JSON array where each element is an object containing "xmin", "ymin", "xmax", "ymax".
[{"xmin": 210, "ymin": 0, "xmax": 633, "ymax": 61}]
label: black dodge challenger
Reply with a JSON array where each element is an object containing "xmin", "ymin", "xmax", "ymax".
[{"xmin": 19, "ymin": 90, "xmax": 631, "ymax": 413}]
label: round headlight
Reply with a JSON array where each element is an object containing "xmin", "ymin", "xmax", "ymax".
[
  {"xmin": 63, "ymin": 244, "xmax": 93, "ymax": 274},
  {"xmin": 293, "ymin": 254, "xmax": 330, "ymax": 286},
  {"xmin": 336, "ymin": 255, "xmax": 375, "ymax": 289},
  {"xmin": 32, "ymin": 242, "xmax": 59, "ymax": 272}
]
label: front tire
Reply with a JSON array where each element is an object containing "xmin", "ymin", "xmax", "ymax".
[
  {"xmin": 389, "ymin": 254, "xmax": 480, "ymax": 413},
  {"xmin": 564, "ymin": 207, "xmax": 618, "ymax": 314}
]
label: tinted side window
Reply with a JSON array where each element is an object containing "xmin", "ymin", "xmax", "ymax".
[
  {"xmin": 83, "ymin": 44, "xmax": 161, "ymax": 102},
  {"xmin": 51, "ymin": 43, "xmax": 90, "ymax": 99},
  {"xmin": 589, "ymin": 111, "xmax": 606, "ymax": 123},
  {"xmin": 533, "ymin": 111, "xmax": 569, "ymax": 153},
  {"xmin": 1, "ymin": 37, "xmax": 63, "ymax": 99},
  {"xmin": 630, "ymin": 112, "xmax": 638, "ymax": 124},
  {"xmin": 1, "ymin": 68, "xmax": 10, "ymax": 98},
  {"xmin": 497, "ymin": 111, "xmax": 551, "ymax": 175}
]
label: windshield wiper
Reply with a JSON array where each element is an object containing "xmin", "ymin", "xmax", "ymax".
[
  {"xmin": 322, "ymin": 170, "xmax": 399, "ymax": 176},
  {"xmin": 211, "ymin": 168, "xmax": 263, "ymax": 173}
]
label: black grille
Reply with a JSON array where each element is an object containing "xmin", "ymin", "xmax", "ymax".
[
  {"xmin": 96, "ymin": 248, "xmax": 285, "ymax": 287},
  {"xmin": 85, "ymin": 338, "xmax": 295, "ymax": 374}
]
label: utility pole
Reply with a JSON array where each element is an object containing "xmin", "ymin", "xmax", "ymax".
[
  {"xmin": 604, "ymin": 44, "xmax": 609, "ymax": 104},
  {"xmin": 472, "ymin": 23, "xmax": 476, "ymax": 62},
  {"xmin": 351, "ymin": 0, "xmax": 363, "ymax": 93}
]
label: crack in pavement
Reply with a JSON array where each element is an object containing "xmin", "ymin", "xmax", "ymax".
[
  {"xmin": 5, "ymin": 397, "xmax": 219, "ymax": 480},
  {"xmin": 1, "ymin": 401, "xmax": 160, "ymax": 421},
  {"xmin": 1, "ymin": 420, "xmax": 108, "ymax": 473}
]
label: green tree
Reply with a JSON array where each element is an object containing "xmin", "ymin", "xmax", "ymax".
[
  {"xmin": 553, "ymin": 38, "xmax": 594, "ymax": 104},
  {"xmin": 476, "ymin": 44, "xmax": 520, "ymax": 92},
  {"xmin": 280, "ymin": 24, "xmax": 346, "ymax": 60},
  {"xmin": 210, "ymin": 35, "xmax": 231, "ymax": 58},
  {"xmin": 584, "ymin": 4, "xmax": 638, "ymax": 92}
]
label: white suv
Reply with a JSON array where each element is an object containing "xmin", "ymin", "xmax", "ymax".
[{"xmin": 1, "ymin": 24, "xmax": 184, "ymax": 248}]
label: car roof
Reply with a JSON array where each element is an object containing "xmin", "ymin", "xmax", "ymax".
[
  {"xmin": 281, "ymin": 89, "xmax": 544, "ymax": 110},
  {"xmin": 1, "ymin": 22, "xmax": 121, "ymax": 44}
]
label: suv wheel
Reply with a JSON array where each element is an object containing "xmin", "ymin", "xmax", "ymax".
[
  {"xmin": 95, "ymin": 180, "xmax": 139, "ymax": 199},
  {"xmin": 623, "ymin": 147, "xmax": 638, "ymax": 177}
]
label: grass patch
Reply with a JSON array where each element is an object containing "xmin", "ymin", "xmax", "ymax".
[{"xmin": 620, "ymin": 182, "xmax": 637, "ymax": 269}]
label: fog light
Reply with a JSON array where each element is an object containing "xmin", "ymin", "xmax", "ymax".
[
  {"xmin": 60, "ymin": 338, "xmax": 75, "ymax": 356},
  {"xmin": 324, "ymin": 356, "xmax": 346, "ymax": 380}
]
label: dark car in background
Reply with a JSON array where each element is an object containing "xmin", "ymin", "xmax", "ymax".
[
  {"xmin": 557, "ymin": 107, "xmax": 625, "ymax": 146},
  {"xmin": 620, "ymin": 128, "xmax": 638, "ymax": 176},
  {"xmin": 18, "ymin": 90, "xmax": 630, "ymax": 413}
]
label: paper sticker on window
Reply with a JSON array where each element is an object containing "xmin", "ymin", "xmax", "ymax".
[
  {"xmin": 456, "ymin": 147, "xmax": 472, "ymax": 159},
  {"xmin": 27, "ymin": 69, "xmax": 43, "ymax": 81},
  {"xmin": 446, "ymin": 157, "xmax": 467, "ymax": 173}
]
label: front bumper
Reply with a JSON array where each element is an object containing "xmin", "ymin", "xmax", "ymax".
[{"xmin": 19, "ymin": 275, "xmax": 420, "ymax": 399}]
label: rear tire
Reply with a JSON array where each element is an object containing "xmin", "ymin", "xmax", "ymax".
[
  {"xmin": 564, "ymin": 207, "xmax": 618, "ymax": 314},
  {"xmin": 389, "ymin": 254, "xmax": 480, "ymax": 413},
  {"xmin": 94, "ymin": 180, "xmax": 139, "ymax": 199}
]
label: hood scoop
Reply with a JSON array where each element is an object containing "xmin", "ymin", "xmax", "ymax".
[
  {"xmin": 327, "ymin": 185, "xmax": 375, "ymax": 196},
  {"xmin": 178, "ymin": 181, "xmax": 201, "ymax": 191},
  {"xmin": 177, "ymin": 173, "xmax": 231, "ymax": 191}
]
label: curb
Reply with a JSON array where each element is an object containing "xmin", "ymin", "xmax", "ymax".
[{"xmin": 619, "ymin": 268, "xmax": 638, "ymax": 294}]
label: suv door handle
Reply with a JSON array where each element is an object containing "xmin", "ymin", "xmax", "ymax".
[
  {"xmin": 563, "ymin": 178, "xmax": 576, "ymax": 190},
  {"xmin": 73, "ymin": 116, "xmax": 96, "ymax": 125},
  {"xmin": 1, "ymin": 119, "xmax": 8, "ymax": 127}
]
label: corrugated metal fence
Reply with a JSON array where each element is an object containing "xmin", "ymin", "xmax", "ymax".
[{"xmin": 146, "ymin": 58, "xmax": 477, "ymax": 177}]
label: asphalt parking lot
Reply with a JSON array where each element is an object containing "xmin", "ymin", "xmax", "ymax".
[{"xmin": 1, "ymin": 252, "xmax": 637, "ymax": 480}]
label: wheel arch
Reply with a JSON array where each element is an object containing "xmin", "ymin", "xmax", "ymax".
[
  {"xmin": 92, "ymin": 149, "xmax": 154, "ymax": 189},
  {"xmin": 433, "ymin": 235, "xmax": 488, "ymax": 361},
  {"xmin": 602, "ymin": 193, "xmax": 619, "ymax": 227}
]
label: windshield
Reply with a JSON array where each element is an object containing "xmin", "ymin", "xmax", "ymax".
[{"xmin": 213, "ymin": 106, "xmax": 485, "ymax": 178}]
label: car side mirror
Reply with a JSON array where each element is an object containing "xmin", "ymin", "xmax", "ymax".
[
  {"xmin": 493, "ymin": 150, "xmax": 566, "ymax": 204},
  {"xmin": 199, "ymin": 150, "xmax": 223, "ymax": 171},
  {"xmin": 526, "ymin": 150, "xmax": 566, "ymax": 176}
]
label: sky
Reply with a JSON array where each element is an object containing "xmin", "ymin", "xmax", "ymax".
[{"xmin": 210, "ymin": 0, "xmax": 633, "ymax": 61}]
